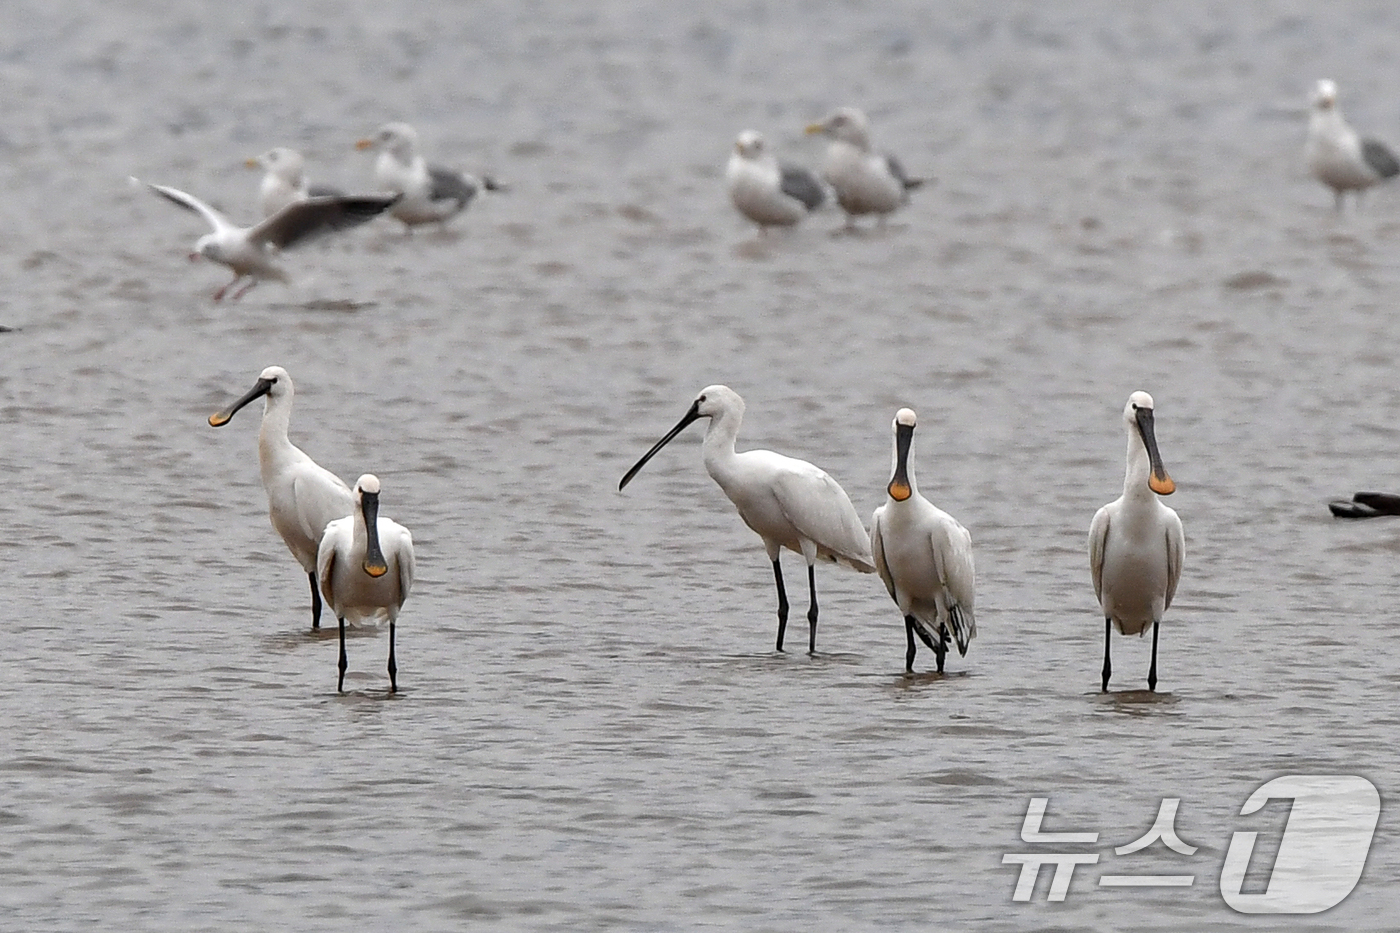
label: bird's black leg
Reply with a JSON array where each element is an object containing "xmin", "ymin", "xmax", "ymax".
[
  {"xmin": 1148, "ymin": 620, "xmax": 1159, "ymax": 692},
  {"xmin": 806, "ymin": 564, "xmax": 819, "ymax": 654},
  {"xmin": 387, "ymin": 621, "xmax": 398, "ymax": 694},
  {"xmin": 337, "ymin": 616, "xmax": 348, "ymax": 693},
  {"xmin": 309, "ymin": 572, "xmax": 322, "ymax": 630},
  {"xmin": 772, "ymin": 559, "xmax": 789, "ymax": 651},
  {"xmin": 905, "ymin": 615, "xmax": 917, "ymax": 672},
  {"xmin": 1101, "ymin": 618, "xmax": 1112, "ymax": 693},
  {"xmin": 934, "ymin": 622, "xmax": 947, "ymax": 673}
]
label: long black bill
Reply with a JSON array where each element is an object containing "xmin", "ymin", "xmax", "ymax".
[
  {"xmin": 618, "ymin": 401, "xmax": 701, "ymax": 490},
  {"xmin": 888, "ymin": 422, "xmax": 914, "ymax": 501},
  {"xmin": 1134, "ymin": 407, "xmax": 1176, "ymax": 495},
  {"xmin": 361, "ymin": 491, "xmax": 388, "ymax": 577},
  {"xmin": 208, "ymin": 377, "xmax": 273, "ymax": 427}
]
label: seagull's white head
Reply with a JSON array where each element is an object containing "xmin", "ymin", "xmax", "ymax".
[
  {"xmin": 1313, "ymin": 79, "xmax": 1338, "ymax": 110},
  {"xmin": 357, "ymin": 122, "xmax": 419, "ymax": 161},
  {"xmin": 734, "ymin": 130, "xmax": 765, "ymax": 159},
  {"xmin": 248, "ymin": 147, "xmax": 306, "ymax": 183},
  {"xmin": 806, "ymin": 107, "xmax": 872, "ymax": 148},
  {"xmin": 1122, "ymin": 391, "xmax": 1175, "ymax": 495},
  {"xmin": 193, "ymin": 233, "xmax": 225, "ymax": 264}
]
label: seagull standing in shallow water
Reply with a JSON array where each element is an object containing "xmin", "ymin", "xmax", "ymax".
[
  {"xmin": 318, "ymin": 475, "xmax": 415, "ymax": 693},
  {"xmin": 619, "ymin": 385, "xmax": 876, "ymax": 654},
  {"xmin": 139, "ymin": 179, "xmax": 397, "ymax": 300},
  {"xmin": 726, "ymin": 130, "xmax": 826, "ymax": 232},
  {"xmin": 805, "ymin": 107, "xmax": 922, "ymax": 229},
  {"xmin": 1305, "ymin": 79, "xmax": 1400, "ymax": 210},
  {"xmin": 209, "ymin": 366, "xmax": 355, "ymax": 630},
  {"xmin": 1088, "ymin": 392, "xmax": 1184, "ymax": 693},
  {"xmin": 356, "ymin": 122, "xmax": 502, "ymax": 230},
  {"xmin": 246, "ymin": 147, "xmax": 345, "ymax": 219},
  {"xmin": 870, "ymin": 409, "xmax": 976, "ymax": 674}
]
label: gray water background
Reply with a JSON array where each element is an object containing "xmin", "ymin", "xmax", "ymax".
[{"xmin": 2, "ymin": 1, "xmax": 1400, "ymax": 929}]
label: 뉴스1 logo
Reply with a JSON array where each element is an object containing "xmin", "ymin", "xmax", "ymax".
[{"xmin": 1002, "ymin": 774, "xmax": 1380, "ymax": 914}]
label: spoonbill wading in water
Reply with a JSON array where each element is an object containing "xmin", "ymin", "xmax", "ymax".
[
  {"xmin": 1088, "ymin": 391, "xmax": 1184, "ymax": 692},
  {"xmin": 869, "ymin": 409, "xmax": 976, "ymax": 673},
  {"xmin": 318, "ymin": 475, "xmax": 415, "ymax": 693},
  {"xmin": 619, "ymin": 385, "xmax": 875, "ymax": 653},
  {"xmin": 209, "ymin": 366, "xmax": 354, "ymax": 630}
]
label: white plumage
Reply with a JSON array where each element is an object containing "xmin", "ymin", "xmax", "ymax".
[
  {"xmin": 619, "ymin": 385, "xmax": 875, "ymax": 653},
  {"xmin": 1305, "ymin": 79, "xmax": 1400, "ymax": 210},
  {"xmin": 805, "ymin": 107, "xmax": 922, "ymax": 229},
  {"xmin": 356, "ymin": 122, "xmax": 498, "ymax": 229},
  {"xmin": 1088, "ymin": 391, "xmax": 1185, "ymax": 692},
  {"xmin": 318, "ymin": 474, "xmax": 415, "ymax": 693},
  {"xmin": 870, "ymin": 408, "xmax": 976, "ymax": 673},
  {"xmin": 209, "ymin": 366, "xmax": 354, "ymax": 629},
  {"xmin": 726, "ymin": 129, "xmax": 826, "ymax": 231},
  {"xmin": 246, "ymin": 147, "xmax": 344, "ymax": 218}
]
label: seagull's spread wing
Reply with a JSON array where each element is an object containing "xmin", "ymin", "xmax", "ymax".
[
  {"xmin": 142, "ymin": 181, "xmax": 229, "ymax": 233},
  {"xmin": 249, "ymin": 194, "xmax": 400, "ymax": 250}
]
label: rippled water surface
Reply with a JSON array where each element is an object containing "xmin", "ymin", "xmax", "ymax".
[{"xmin": 4, "ymin": 2, "xmax": 1400, "ymax": 929}]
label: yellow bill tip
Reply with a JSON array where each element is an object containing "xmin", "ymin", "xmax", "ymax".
[
  {"xmin": 1149, "ymin": 473, "xmax": 1176, "ymax": 495},
  {"xmin": 208, "ymin": 412, "xmax": 229, "ymax": 427},
  {"xmin": 364, "ymin": 562, "xmax": 388, "ymax": 578},
  {"xmin": 888, "ymin": 481, "xmax": 912, "ymax": 502}
]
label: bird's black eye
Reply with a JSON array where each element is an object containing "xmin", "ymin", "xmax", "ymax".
[
  {"xmin": 1131, "ymin": 403, "xmax": 1138, "ymax": 410},
  {"xmin": 698, "ymin": 394, "xmax": 706, "ymax": 403}
]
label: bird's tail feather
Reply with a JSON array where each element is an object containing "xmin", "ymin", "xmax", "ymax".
[{"xmin": 947, "ymin": 603, "xmax": 976, "ymax": 656}]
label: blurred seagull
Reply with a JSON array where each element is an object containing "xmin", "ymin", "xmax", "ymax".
[
  {"xmin": 139, "ymin": 179, "xmax": 398, "ymax": 300},
  {"xmin": 726, "ymin": 129, "xmax": 826, "ymax": 232},
  {"xmin": 1088, "ymin": 392, "xmax": 1184, "ymax": 693},
  {"xmin": 245, "ymin": 147, "xmax": 345, "ymax": 218},
  {"xmin": 869, "ymin": 408, "xmax": 976, "ymax": 674},
  {"xmin": 1305, "ymin": 79, "xmax": 1400, "ymax": 210},
  {"xmin": 805, "ymin": 107, "xmax": 922, "ymax": 229},
  {"xmin": 356, "ymin": 122, "xmax": 503, "ymax": 230}
]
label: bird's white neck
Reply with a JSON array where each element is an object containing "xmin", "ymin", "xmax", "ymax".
[
  {"xmin": 1122, "ymin": 429, "xmax": 1154, "ymax": 500},
  {"xmin": 257, "ymin": 394, "xmax": 297, "ymax": 473},
  {"xmin": 700, "ymin": 408, "xmax": 744, "ymax": 482}
]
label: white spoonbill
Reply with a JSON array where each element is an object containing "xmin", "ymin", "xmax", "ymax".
[
  {"xmin": 805, "ymin": 107, "xmax": 922, "ymax": 229},
  {"xmin": 1088, "ymin": 391, "xmax": 1184, "ymax": 692},
  {"xmin": 209, "ymin": 366, "xmax": 354, "ymax": 629},
  {"xmin": 726, "ymin": 130, "xmax": 826, "ymax": 232},
  {"xmin": 318, "ymin": 475, "xmax": 415, "ymax": 693},
  {"xmin": 356, "ymin": 122, "xmax": 503, "ymax": 230},
  {"xmin": 138, "ymin": 179, "xmax": 398, "ymax": 300},
  {"xmin": 1305, "ymin": 79, "xmax": 1400, "ymax": 210},
  {"xmin": 245, "ymin": 147, "xmax": 346, "ymax": 218},
  {"xmin": 869, "ymin": 408, "xmax": 976, "ymax": 673},
  {"xmin": 619, "ymin": 385, "xmax": 876, "ymax": 653}
]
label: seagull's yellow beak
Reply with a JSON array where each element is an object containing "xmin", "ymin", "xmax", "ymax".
[
  {"xmin": 244, "ymin": 157, "xmax": 260, "ymax": 169},
  {"xmin": 355, "ymin": 138, "xmax": 375, "ymax": 151},
  {"xmin": 804, "ymin": 122, "xmax": 825, "ymax": 135}
]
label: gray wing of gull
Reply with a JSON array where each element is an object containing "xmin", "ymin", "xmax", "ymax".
[
  {"xmin": 883, "ymin": 153, "xmax": 924, "ymax": 191},
  {"xmin": 247, "ymin": 194, "xmax": 399, "ymax": 250},
  {"xmin": 427, "ymin": 166, "xmax": 479, "ymax": 207},
  {"xmin": 779, "ymin": 163, "xmax": 826, "ymax": 210},
  {"xmin": 307, "ymin": 182, "xmax": 347, "ymax": 199},
  {"xmin": 1362, "ymin": 139, "xmax": 1400, "ymax": 179},
  {"xmin": 142, "ymin": 181, "xmax": 230, "ymax": 233}
]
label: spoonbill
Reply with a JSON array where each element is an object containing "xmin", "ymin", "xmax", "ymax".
[
  {"xmin": 805, "ymin": 107, "xmax": 922, "ymax": 229},
  {"xmin": 245, "ymin": 147, "xmax": 345, "ymax": 218},
  {"xmin": 869, "ymin": 408, "xmax": 976, "ymax": 673},
  {"xmin": 1088, "ymin": 391, "xmax": 1184, "ymax": 693},
  {"xmin": 356, "ymin": 122, "xmax": 503, "ymax": 229},
  {"xmin": 209, "ymin": 366, "xmax": 354, "ymax": 630},
  {"xmin": 1305, "ymin": 79, "xmax": 1400, "ymax": 210},
  {"xmin": 318, "ymin": 475, "xmax": 416, "ymax": 693},
  {"xmin": 726, "ymin": 130, "xmax": 826, "ymax": 232},
  {"xmin": 139, "ymin": 179, "xmax": 398, "ymax": 300},
  {"xmin": 619, "ymin": 385, "xmax": 876, "ymax": 653}
]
